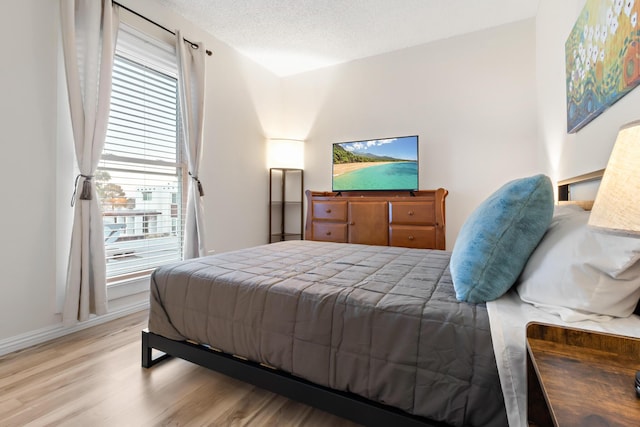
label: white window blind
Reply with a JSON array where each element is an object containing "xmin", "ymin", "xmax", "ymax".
[{"xmin": 99, "ymin": 29, "xmax": 185, "ymax": 282}]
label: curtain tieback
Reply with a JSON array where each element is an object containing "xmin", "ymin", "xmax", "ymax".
[
  {"xmin": 189, "ymin": 172, "xmax": 205, "ymax": 197},
  {"xmin": 71, "ymin": 174, "xmax": 94, "ymax": 206}
]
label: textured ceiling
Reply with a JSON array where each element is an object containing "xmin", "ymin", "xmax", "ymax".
[{"xmin": 156, "ymin": 0, "xmax": 540, "ymax": 76}]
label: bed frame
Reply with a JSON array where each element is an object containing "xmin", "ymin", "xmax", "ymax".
[{"xmin": 142, "ymin": 330, "xmax": 449, "ymax": 426}]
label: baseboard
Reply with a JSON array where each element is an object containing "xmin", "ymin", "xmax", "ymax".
[{"xmin": 0, "ymin": 301, "xmax": 149, "ymax": 357}]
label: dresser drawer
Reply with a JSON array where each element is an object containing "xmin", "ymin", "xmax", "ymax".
[
  {"xmin": 389, "ymin": 225, "xmax": 436, "ymax": 249},
  {"xmin": 389, "ymin": 201, "xmax": 435, "ymax": 225},
  {"xmin": 312, "ymin": 222, "xmax": 348, "ymax": 242},
  {"xmin": 312, "ymin": 201, "xmax": 348, "ymax": 221}
]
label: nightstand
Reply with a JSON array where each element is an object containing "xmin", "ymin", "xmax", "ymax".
[{"xmin": 526, "ymin": 322, "xmax": 640, "ymax": 426}]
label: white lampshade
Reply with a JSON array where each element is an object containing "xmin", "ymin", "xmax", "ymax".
[
  {"xmin": 588, "ymin": 120, "xmax": 640, "ymax": 235},
  {"xmin": 267, "ymin": 138, "xmax": 304, "ymax": 169}
]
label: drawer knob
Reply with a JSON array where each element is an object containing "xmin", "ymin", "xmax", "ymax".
[
  {"xmin": 326, "ymin": 231, "xmax": 331, "ymax": 236},
  {"xmin": 326, "ymin": 209, "xmax": 332, "ymax": 213},
  {"xmin": 408, "ymin": 235, "xmax": 415, "ymax": 241},
  {"xmin": 408, "ymin": 211, "xmax": 414, "ymax": 216}
]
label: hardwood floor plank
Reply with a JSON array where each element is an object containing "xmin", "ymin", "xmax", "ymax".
[
  {"xmin": 259, "ymin": 397, "xmax": 314, "ymax": 426},
  {"xmin": 204, "ymin": 386, "xmax": 280, "ymax": 426},
  {"xmin": 0, "ymin": 311, "xmax": 360, "ymax": 426}
]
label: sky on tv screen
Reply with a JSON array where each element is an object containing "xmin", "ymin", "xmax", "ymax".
[{"xmin": 337, "ymin": 136, "xmax": 417, "ymax": 160}]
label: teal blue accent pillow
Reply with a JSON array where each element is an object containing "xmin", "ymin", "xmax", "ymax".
[{"xmin": 450, "ymin": 174, "xmax": 554, "ymax": 303}]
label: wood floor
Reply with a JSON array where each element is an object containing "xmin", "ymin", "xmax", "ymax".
[{"xmin": 0, "ymin": 310, "xmax": 360, "ymax": 427}]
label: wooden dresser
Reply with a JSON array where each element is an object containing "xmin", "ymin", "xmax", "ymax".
[{"xmin": 304, "ymin": 189, "xmax": 448, "ymax": 250}]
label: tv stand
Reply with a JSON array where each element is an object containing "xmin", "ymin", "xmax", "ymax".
[{"xmin": 305, "ymin": 189, "xmax": 448, "ymax": 250}]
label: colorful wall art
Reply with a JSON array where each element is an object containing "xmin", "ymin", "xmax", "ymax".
[{"xmin": 566, "ymin": 0, "xmax": 640, "ymax": 133}]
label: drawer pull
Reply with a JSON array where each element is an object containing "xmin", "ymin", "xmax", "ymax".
[
  {"xmin": 408, "ymin": 211, "xmax": 414, "ymax": 216},
  {"xmin": 326, "ymin": 231, "xmax": 331, "ymax": 236},
  {"xmin": 408, "ymin": 235, "xmax": 415, "ymax": 241},
  {"xmin": 326, "ymin": 209, "xmax": 332, "ymax": 213}
]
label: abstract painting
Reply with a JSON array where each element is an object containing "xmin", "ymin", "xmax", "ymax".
[{"xmin": 566, "ymin": 0, "xmax": 640, "ymax": 133}]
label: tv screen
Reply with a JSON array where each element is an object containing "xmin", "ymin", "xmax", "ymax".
[{"xmin": 332, "ymin": 135, "xmax": 419, "ymax": 191}]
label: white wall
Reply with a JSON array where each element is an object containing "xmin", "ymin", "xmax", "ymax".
[
  {"xmin": 537, "ymin": 0, "xmax": 640, "ymax": 182},
  {"xmin": 0, "ymin": 0, "xmax": 280, "ymax": 344},
  {"xmin": 283, "ymin": 20, "xmax": 540, "ymax": 248},
  {"xmin": 0, "ymin": 0, "xmax": 60, "ymax": 341}
]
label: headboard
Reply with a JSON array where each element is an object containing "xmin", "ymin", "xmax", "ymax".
[{"xmin": 557, "ymin": 169, "xmax": 605, "ymax": 211}]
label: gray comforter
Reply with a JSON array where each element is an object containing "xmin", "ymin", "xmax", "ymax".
[{"xmin": 149, "ymin": 240, "xmax": 506, "ymax": 426}]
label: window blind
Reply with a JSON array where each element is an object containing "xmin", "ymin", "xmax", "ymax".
[{"xmin": 99, "ymin": 51, "xmax": 185, "ymax": 282}]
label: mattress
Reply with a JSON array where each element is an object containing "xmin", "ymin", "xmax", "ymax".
[{"xmin": 149, "ymin": 240, "xmax": 507, "ymax": 426}]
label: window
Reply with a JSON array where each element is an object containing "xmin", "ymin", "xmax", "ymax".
[{"xmin": 98, "ymin": 28, "xmax": 185, "ymax": 282}]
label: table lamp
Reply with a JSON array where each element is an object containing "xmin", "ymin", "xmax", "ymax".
[
  {"xmin": 587, "ymin": 120, "xmax": 640, "ymax": 398},
  {"xmin": 588, "ymin": 120, "xmax": 640, "ymax": 236}
]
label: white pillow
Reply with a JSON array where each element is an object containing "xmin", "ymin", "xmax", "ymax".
[{"xmin": 516, "ymin": 205, "xmax": 640, "ymax": 321}]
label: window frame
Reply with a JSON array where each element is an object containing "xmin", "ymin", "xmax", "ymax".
[{"xmin": 99, "ymin": 25, "xmax": 187, "ymax": 286}]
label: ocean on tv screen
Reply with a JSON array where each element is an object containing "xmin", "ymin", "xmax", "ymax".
[{"xmin": 333, "ymin": 161, "xmax": 418, "ymax": 191}]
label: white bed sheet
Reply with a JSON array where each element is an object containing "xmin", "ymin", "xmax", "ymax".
[{"xmin": 487, "ymin": 289, "xmax": 640, "ymax": 427}]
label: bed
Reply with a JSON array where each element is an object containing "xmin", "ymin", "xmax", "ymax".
[
  {"xmin": 142, "ymin": 170, "xmax": 640, "ymax": 427},
  {"xmin": 144, "ymin": 241, "xmax": 505, "ymax": 426}
]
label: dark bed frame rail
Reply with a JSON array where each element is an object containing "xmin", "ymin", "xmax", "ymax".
[{"xmin": 142, "ymin": 330, "xmax": 449, "ymax": 427}]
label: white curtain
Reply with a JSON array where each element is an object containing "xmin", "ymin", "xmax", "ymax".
[
  {"xmin": 60, "ymin": 0, "xmax": 119, "ymax": 324},
  {"xmin": 176, "ymin": 31, "xmax": 207, "ymax": 259}
]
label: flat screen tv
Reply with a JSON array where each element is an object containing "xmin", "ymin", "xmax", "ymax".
[{"xmin": 332, "ymin": 135, "xmax": 419, "ymax": 191}]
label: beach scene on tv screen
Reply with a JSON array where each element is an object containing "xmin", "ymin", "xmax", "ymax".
[{"xmin": 333, "ymin": 136, "xmax": 418, "ymax": 191}]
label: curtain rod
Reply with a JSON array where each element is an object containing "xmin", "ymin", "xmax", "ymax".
[{"xmin": 113, "ymin": 1, "xmax": 212, "ymax": 56}]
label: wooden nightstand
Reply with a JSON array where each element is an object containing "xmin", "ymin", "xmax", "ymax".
[{"xmin": 526, "ymin": 322, "xmax": 640, "ymax": 426}]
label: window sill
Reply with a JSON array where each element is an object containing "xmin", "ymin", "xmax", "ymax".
[{"xmin": 107, "ymin": 274, "xmax": 150, "ymax": 301}]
